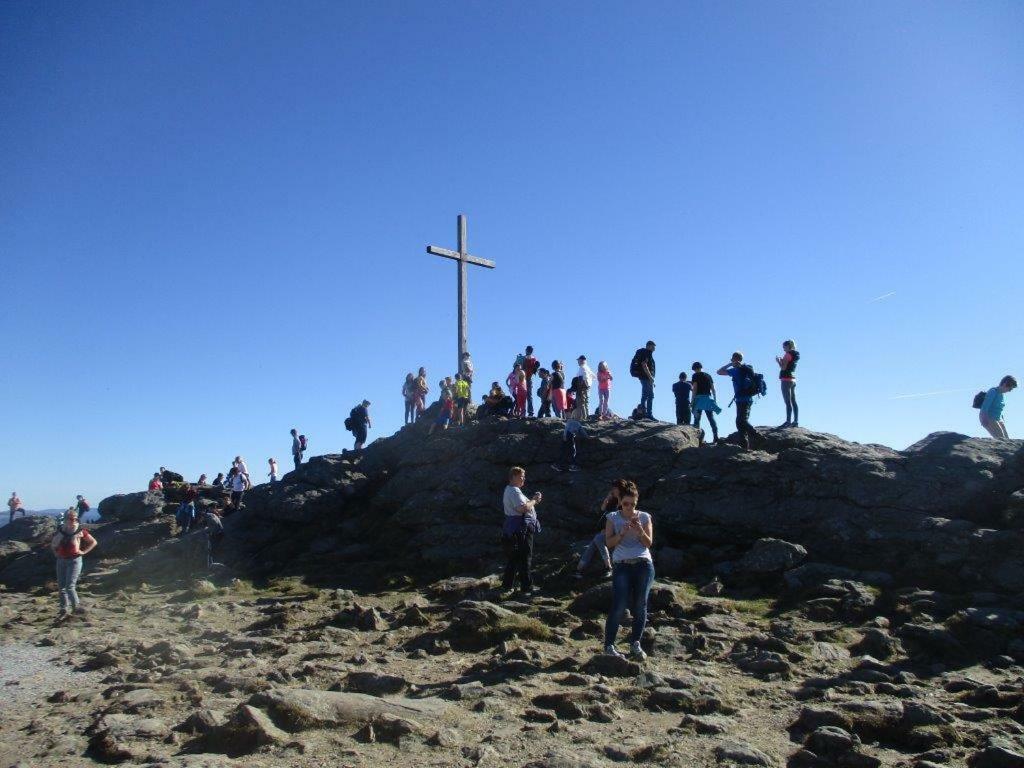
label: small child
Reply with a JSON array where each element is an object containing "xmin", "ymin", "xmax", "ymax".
[
  {"xmin": 537, "ymin": 369, "xmax": 552, "ymax": 418},
  {"xmin": 597, "ymin": 361, "xmax": 613, "ymax": 419},
  {"xmin": 430, "ymin": 392, "xmax": 455, "ymax": 435},
  {"xmin": 551, "ymin": 405, "xmax": 586, "ymax": 472},
  {"xmin": 268, "ymin": 457, "xmax": 278, "ymax": 483}
]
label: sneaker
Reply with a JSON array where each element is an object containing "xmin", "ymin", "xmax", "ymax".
[
  {"xmin": 568, "ymin": 465, "xmax": 581, "ymax": 473},
  {"xmin": 778, "ymin": 422, "xmax": 791, "ymax": 429},
  {"xmin": 56, "ymin": 610, "xmax": 68, "ymax": 622},
  {"xmin": 603, "ymin": 569, "xmax": 613, "ymax": 579},
  {"xmin": 550, "ymin": 464, "xmax": 564, "ymax": 472},
  {"xmin": 629, "ymin": 641, "xmax": 648, "ymax": 661},
  {"xmin": 604, "ymin": 644, "xmax": 625, "ymax": 658},
  {"xmin": 792, "ymin": 422, "xmax": 799, "ymax": 428},
  {"xmin": 73, "ymin": 605, "xmax": 86, "ymax": 616}
]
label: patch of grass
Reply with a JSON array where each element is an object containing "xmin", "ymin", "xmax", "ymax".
[
  {"xmin": 262, "ymin": 576, "xmax": 317, "ymax": 596},
  {"xmin": 724, "ymin": 596, "xmax": 777, "ymax": 619},
  {"xmin": 190, "ymin": 579, "xmax": 218, "ymax": 598}
]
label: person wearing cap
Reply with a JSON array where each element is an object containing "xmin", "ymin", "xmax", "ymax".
[
  {"xmin": 576, "ymin": 356, "xmax": 596, "ymax": 420},
  {"xmin": 351, "ymin": 400, "xmax": 372, "ymax": 450}
]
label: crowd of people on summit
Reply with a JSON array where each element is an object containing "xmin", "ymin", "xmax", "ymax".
[{"xmin": 19, "ymin": 337, "xmax": 1017, "ymax": 655}]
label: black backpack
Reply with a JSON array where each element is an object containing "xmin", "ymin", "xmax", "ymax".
[
  {"xmin": 972, "ymin": 391, "xmax": 986, "ymax": 409},
  {"xmin": 299, "ymin": 435, "xmax": 308, "ymax": 451},
  {"xmin": 630, "ymin": 349, "xmax": 645, "ymax": 378},
  {"xmin": 739, "ymin": 365, "xmax": 767, "ymax": 399}
]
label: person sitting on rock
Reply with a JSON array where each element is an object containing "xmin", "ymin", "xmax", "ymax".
[
  {"xmin": 603, "ymin": 480, "xmax": 654, "ymax": 661},
  {"xmin": 576, "ymin": 479, "xmax": 630, "ymax": 579},
  {"xmin": 148, "ymin": 473, "xmax": 163, "ymax": 492},
  {"xmin": 482, "ymin": 382, "xmax": 512, "ymax": 417},
  {"xmin": 197, "ymin": 474, "xmax": 208, "ymax": 486},
  {"xmin": 212, "ymin": 473, "xmax": 225, "ymax": 488},
  {"xmin": 429, "ymin": 391, "xmax": 455, "ymax": 435},
  {"xmin": 50, "ymin": 507, "xmax": 98, "ymax": 621},
  {"xmin": 980, "ymin": 375, "xmax": 1017, "ymax": 439},
  {"xmin": 8, "ymin": 491, "xmax": 25, "ymax": 524},
  {"xmin": 552, "ymin": 405, "xmax": 586, "ymax": 473},
  {"xmin": 501, "ymin": 466, "xmax": 542, "ymax": 598}
]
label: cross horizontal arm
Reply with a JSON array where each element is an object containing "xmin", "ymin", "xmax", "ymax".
[{"xmin": 426, "ymin": 245, "xmax": 496, "ymax": 269}]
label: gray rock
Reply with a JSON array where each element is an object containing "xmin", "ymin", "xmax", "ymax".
[
  {"xmin": 713, "ymin": 739, "xmax": 778, "ymax": 766},
  {"xmin": 736, "ymin": 538, "xmax": 808, "ymax": 574},
  {"xmin": 0, "ymin": 515, "xmax": 56, "ymax": 544}
]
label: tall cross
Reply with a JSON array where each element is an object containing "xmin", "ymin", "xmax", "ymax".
[{"xmin": 426, "ymin": 214, "xmax": 496, "ymax": 374}]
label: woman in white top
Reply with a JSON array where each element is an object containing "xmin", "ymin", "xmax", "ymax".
[{"xmin": 602, "ymin": 480, "xmax": 654, "ymax": 660}]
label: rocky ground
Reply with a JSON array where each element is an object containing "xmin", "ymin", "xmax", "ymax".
[
  {"xmin": 3, "ymin": 418, "xmax": 1024, "ymax": 766},
  {"xmin": 2, "ymin": 566, "xmax": 1024, "ymax": 767}
]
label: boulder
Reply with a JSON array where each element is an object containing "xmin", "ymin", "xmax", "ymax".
[
  {"xmin": 0, "ymin": 515, "xmax": 56, "ymax": 544},
  {"xmin": 737, "ymin": 538, "xmax": 808, "ymax": 574},
  {"xmin": 97, "ymin": 492, "xmax": 165, "ymax": 523},
  {"xmin": 250, "ymin": 688, "xmax": 446, "ymax": 731}
]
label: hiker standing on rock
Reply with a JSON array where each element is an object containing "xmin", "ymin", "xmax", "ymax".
[
  {"xmin": 460, "ymin": 353, "xmax": 474, "ymax": 399},
  {"xmin": 502, "ymin": 466, "xmax": 542, "ymax": 597},
  {"xmin": 980, "ymin": 376, "xmax": 1017, "ymax": 439},
  {"xmin": 349, "ymin": 400, "xmax": 372, "ymax": 450},
  {"xmin": 453, "ymin": 373, "xmax": 470, "ymax": 426},
  {"xmin": 402, "ymin": 374, "xmax": 417, "ymax": 426},
  {"xmin": 536, "ymin": 368, "xmax": 552, "ymax": 418},
  {"xmin": 268, "ymin": 457, "xmax": 279, "ymax": 483},
  {"xmin": 227, "ymin": 467, "xmax": 248, "ymax": 513},
  {"xmin": 691, "ymin": 363, "xmax": 720, "ymax": 444},
  {"xmin": 672, "ymin": 372, "xmax": 692, "ymax": 426},
  {"xmin": 631, "ymin": 341, "xmax": 656, "ymax": 419},
  {"xmin": 291, "ymin": 428, "xmax": 303, "ymax": 469},
  {"xmin": 776, "ymin": 339, "xmax": 800, "ymax": 428},
  {"xmin": 414, "ymin": 368, "xmax": 429, "ymax": 419},
  {"xmin": 550, "ymin": 361, "xmax": 567, "ymax": 418},
  {"xmin": 603, "ymin": 480, "xmax": 653, "ymax": 660},
  {"xmin": 597, "ymin": 361, "xmax": 613, "ymax": 420},
  {"xmin": 8, "ymin": 491, "xmax": 25, "ymax": 524},
  {"xmin": 51, "ymin": 507, "xmax": 97, "ymax": 620},
  {"xmin": 718, "ymin": 352, "xmax": 761, "ymax": 450},
  {"xmin": 523, "ymin": 346, "xmax": 539, "ymax": 417},
  {"xmin": 576, "ymin": 356, "xmax": 595, "ymax": 419}
]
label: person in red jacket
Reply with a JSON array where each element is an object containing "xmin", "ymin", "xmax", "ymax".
[{"xmin": 148, "ymin": 473, "xmax": 163, "ymax": 492}]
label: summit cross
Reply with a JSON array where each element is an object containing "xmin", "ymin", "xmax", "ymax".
[{"xmin": 426, "ymin": 214, "xmax": 496, "ymax": 373}]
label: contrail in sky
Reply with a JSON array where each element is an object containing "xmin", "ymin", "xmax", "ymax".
[
  {"xmin": 889, "ymin": 388, "xmax": 973, "ymax": 400},
  {"xmin": 869, "ymin": 291, "xmax": 896, "ymax": 303}
]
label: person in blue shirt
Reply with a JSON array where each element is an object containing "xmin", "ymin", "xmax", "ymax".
[
  {"xmin": 980, "ymin": 375, "xmax": 1017, "ymax": 439},
  {"xmin": 717, "ymin": 352, "xmax": 761, "ymax": 449}
]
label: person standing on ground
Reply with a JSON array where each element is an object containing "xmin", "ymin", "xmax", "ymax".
[
  {"xmin": 631, "ymin": 341, "xmax": 657, "ymax": 419},
  {"xmin": 537, "ymin": 368, "xmax": 552, "ymax": 418},
  {"xmin": 550, "ymin": 361, "xmax": 567, "ymax": 418},
  {"xmin": 776, "ymin": 339, "xmax": 800, "ymax": 427},
  {"xmin": 402, "ymin": 373, "xmax": 417, "ymax": 426},
  {"xmin": 576, "ymin": 479, "xmax": 629, "ymax": 579},
  {"xmin": 597, "ymin": 361, "xmax": 613, "ymax": 420},
  {"xmin": 576, "ymin": 356, "xmax": 595, "ymax": 419},
  {"xmin": 980, "ymin": 376, "xmax": 1017, "ymax": 439},
  {"xmin": 350, "ymin": 400, "xmax": 372, "ymax": 450},
  {"xmin": 551, "ymin": 405, "xmax": 586, "ymax": 473},
  {"xmin": 8, "ymin": 492, "xmax": 25, "ymax": 524},
  {"xmin": 501, "ymin": 466, "xmax": 542, "ymax": 597},
  {"xmin": 50, "ymin": 507, "xmax": 97, "ymax": 620},
  {"xmin": 672, "ymin": 372, "xmax": 693, "ymax": 426},
  {"xmin": 268, "ymin": 457, "xmax": 279, "ymax": 483},
  {"xmin": 691, "ymin": 363, "xmax": 721, "ymax": 444},
  {"xmin": 523, "ymin": 346, "xmax": 539, "ymax": 417},
  {"xmin": 291, "ymin": 428, "xmax": 303, "ymax": 470},
  {"xmin": 460, "ymin": 353, "xmax": 475, "ymax": 399},
  {"xmin": 453, "ymin": 373, "xmax": 470, "ymax": 426},
  {"xmin": 718, "ymin": 352, "xmax": 761, "ymax": 449},
  {"xmin": 603, "ymin": 480, "xmax": 654, "ymax": 660}
]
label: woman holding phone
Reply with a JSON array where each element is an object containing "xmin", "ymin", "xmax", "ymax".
[{"xmin": 602, "ymin": 480, "xmax": 654, "ymax": 660}]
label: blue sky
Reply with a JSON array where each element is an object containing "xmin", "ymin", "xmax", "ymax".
[{"xmin": 2, "ymin": 1, "xmax": 1022, "ymax": 508}]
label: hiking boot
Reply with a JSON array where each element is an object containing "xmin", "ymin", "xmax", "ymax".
[
  {"xmin": 792, "ymin": 421, "xmax": 799, "ymax": 428},
  {"xmin": 603, "ymin": 569, "xmax": 613, "ymax": 579},
  {"xmin": 604, "ymin": 644, "xmax": 625, "ymax": 658},
  {"xmin": 629, "ymin": 641, "xmax": 648, "ymax": 661},
  {"xmin": 778, "ymin": 421, "xmax": 791, "ymax": 429},
  {"xmin": 56, "ymin": 610, "xmax": 69, "ymax": 623},
  {"xmin": 73, "ymin": 605, "xmax": 86, "ymax": 616}
]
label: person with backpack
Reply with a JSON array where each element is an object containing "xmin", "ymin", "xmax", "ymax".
[
  {"xmin": 672, "ymin": 372, "xmax": 693, "ymax": 426},
  {"xmin": 290, "ymin": 428, "xmax": 303, "ymax": 470},
  {"xmin": 603, "ymin": 480, "xmax": 654, "ymax": 661},
  {"xmin": 50, "ymin": 507, "xmax": 97, "ymax": 620},
  {"xmin": 550, "ymin": 360, "xmax": 567, "ymax": 418},
  {"xmin": 718, "ymin": 352, "xmax": 763, "ymax": 449},
  {"xmin": 978, "ymin": 375, "xmax": 1018, "ymax": 439},
  {"xmin": 776, "ymin": 339, "xmax": 800, "ymax": 428},
  {"xmin": 536, "ymin": 368, "xmax": 552, "ymax": 418},
  {"xmin": 630, "ymin": 341, "xmax": 657, "ymax": 419},
  {"xmin": 691, "ymin": 362, "xmax": 721, "ymax": 444},
  {"xmin": 348, "ymin": 400, "xmax": 372, "ymax": 450},
  {"xmin": 501, "ymin": 466, "xmax": 543, "ymax": 597},
  {"xmin": 8, "ymin": 492, "xmax": 25, "ymax": 524}
]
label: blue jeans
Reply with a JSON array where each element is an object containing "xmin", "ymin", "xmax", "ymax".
[
  {"xmin": 57, "ymin": 556, "xmax": 82, "ymax": 612},
  {"xmin": 640, "ymin": 379, "xmax": 654, "ymax": 419},
  {"xmin": 604, "ymin": 558, "xmax": 655, "ymax": 646},
  {"xmin": 578, "ymin": 532, "xmax": 611, "ymax": 573}
]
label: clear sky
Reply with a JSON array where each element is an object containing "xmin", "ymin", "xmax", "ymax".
[{"xmin": 2, "ymin": 1, "xmax": 1022, "ymax": 508}]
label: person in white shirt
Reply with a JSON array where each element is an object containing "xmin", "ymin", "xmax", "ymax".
[
  {"xmin": 501, "ymin": 466, "xmax": 542, "ymax": 596},
  {"xmin": 603, "ymin": 480, "xmax": 654, "ymax": 660},
  {"xmin": 576, "ymin": 355, "xmax": 596, "ymax": 419}
]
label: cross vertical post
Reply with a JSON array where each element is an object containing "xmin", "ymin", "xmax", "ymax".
[{"xmin": 426, "ymin": 215, "xmax": 496, "ymax": 376}]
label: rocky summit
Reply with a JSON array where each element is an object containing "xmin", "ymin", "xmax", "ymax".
[{"xmin": 2, "ymin": 416, "xmax": 1024, "ymax": 767}]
